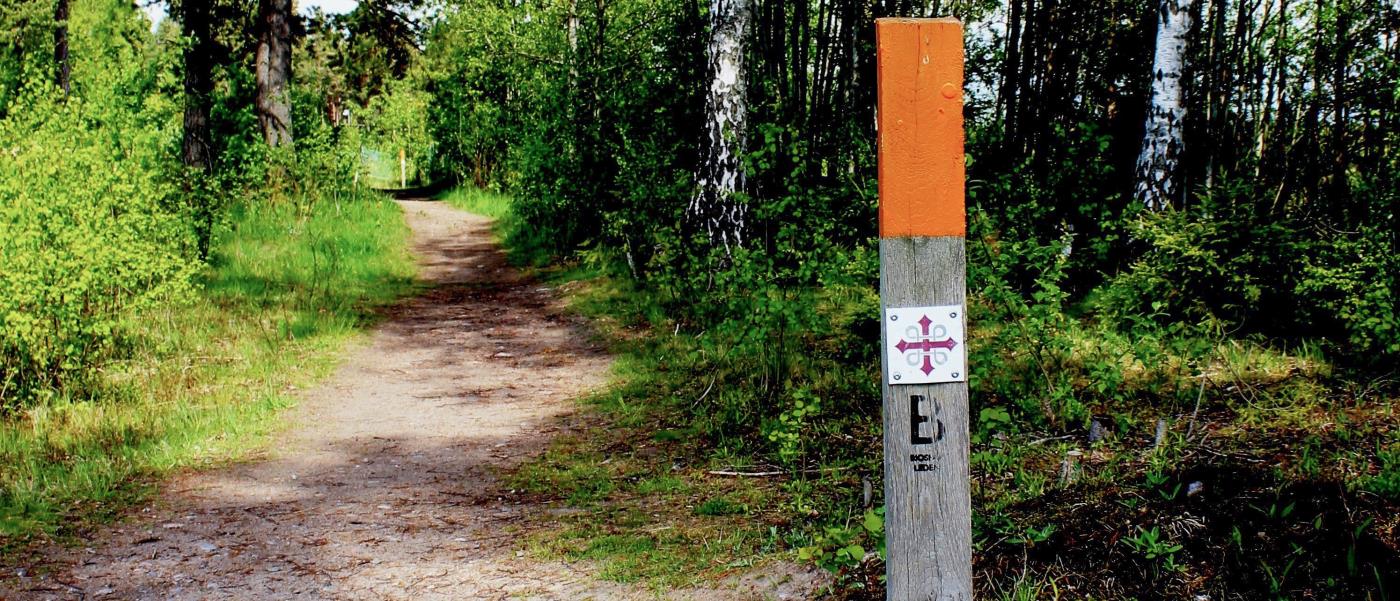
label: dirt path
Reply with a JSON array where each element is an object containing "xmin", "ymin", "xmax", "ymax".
[{"xmin": 3, "ymin": 200, "xmax": 823, "ymax": 600}]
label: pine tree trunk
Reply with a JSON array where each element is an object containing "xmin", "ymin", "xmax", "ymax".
[
  {"xmin": 1135, "ymin": 0, "xmax": 1196, "ymax": 211},
  {"xmin": 181, "ymin": 0, "xmax": 217, "ymax": 171},
  {"xmin": 53, "ymin": 0, "xmax": 70, "ymax": 95},
  {"xmin": 256, "ymin": 0, "xmax": 293, "ymax": 148},
  {"xmin": 689, "ymin": 0, "xmax": 751, "ymax": 254}
]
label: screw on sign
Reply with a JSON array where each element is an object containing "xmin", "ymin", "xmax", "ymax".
[{"xmin": 876, "ymin": 18, "xmax": 971, "ymax": 601}]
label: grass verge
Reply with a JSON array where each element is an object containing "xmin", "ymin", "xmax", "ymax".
[
  {"xmin": 440, "ymin": 185, "xmax": 830, "ymax": 590},
  {"xmin": 437, "ymin": 186, "xmax": 513, "ymax": 221},
  {"xmin": 0, "ymin": 192, "xmax": 415, "ymax": 551},
  {"xmin": 439, "ymin": 186, "xmax": 557, "ymax": 267},
  {"xmin": 447, "ymin": 185, "xmax": 1400, "ymax": 599},
  {"xmin": 505, "ymin": 359, "xmax": 795, "ymax": 590}
]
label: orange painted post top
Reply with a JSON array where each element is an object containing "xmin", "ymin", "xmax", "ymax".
[{"xmin": 876, "ymin": 18, "xmax": 965, "ymax": 239}]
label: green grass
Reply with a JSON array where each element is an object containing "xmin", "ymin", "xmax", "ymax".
[
  {"xmin": 636, "ymin": 475, "xmax": 689, "ymax": 495},
  {"xmin": 694, "ymin": 497, "xmax": 748, "ymax": 516},
  {"xmin": 528, "ymin": 505, "xmax": 773, "ymax": 589},
  {"xmin": 437, "ymin": 186, "xmax": 514, "ymax": 221},
  {"xmin": 441, "ymin": 185, "xmax": 1400, "ymax": 597},
  {"xmin": 0, "ymin": 191, "xmax": 415, "ymax": 550},
  {"xmin": 1366, "ymin": 446, "xmax": 1400, "ymax": 499},
  {"xmin": 433, "ymin": 186, "xmax": 794, "ymax": 589},
  {"xmin": 439, "ymin": 186, "xmax": 558, "ymax": 267}
]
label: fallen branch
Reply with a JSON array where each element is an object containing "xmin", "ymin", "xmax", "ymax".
[
  {"xmin": 706, "ymin": 465, "xmax": 855, "ymax": 478},
  {"xmin": 1027, "ymin": 435, "xmax": 1075, "ymax": 446},
  {"xmin": 707, "ymin": 469, "xmax": 786, "ymax": 477}
]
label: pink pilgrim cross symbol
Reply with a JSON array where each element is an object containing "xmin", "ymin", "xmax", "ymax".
[{"xmin": 896, "ymin": 315, "xmax": 958, "ymax": 376}]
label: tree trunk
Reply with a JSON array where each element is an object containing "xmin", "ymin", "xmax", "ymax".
[
  {"xmin": 182, "ymin": 0, "xmax": 217, "ymax": 171},
  {"xmin": 256, "ymin": 0, "xmax": 293, "ymax": 147},
  {"xmin": 1201, "ymin": 0, "xmax": 1226, "ymax": 190},
  {"xmin": 999, "ymin": 0, "xmax": 1022, "ymax": 148},
  {"xmin": 1135, "ymin": 0, "xmax": 1196, "ymax": 211},
  {"xmin": 689, "ymin": 0, "xmax": 751, "ymax": 253},
  {"xmin": 567, "ymin": 0, "xmax": 579, "ymax": 57},
  {"xmin": 53, "ymin": 0, "xmax": 70, "ymax": 95},
  {"xmin": 1330, "ymin": 0, "xmax": 1350, "ymax": 211}
]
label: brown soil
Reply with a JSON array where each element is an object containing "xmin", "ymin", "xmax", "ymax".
[{"xmin": 2, "ymin": 200, "xmax": 826, "ymax": 600}]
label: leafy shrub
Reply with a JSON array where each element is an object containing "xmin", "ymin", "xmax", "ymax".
[
  {"xmin": 0, "ymin": 90, "xmax": 195, "ymax": 408},
  {"xmin": 966, "ymin": 212, "xmax": 1089, "ymax": 427},
  {"xmin": 1096, "ymin": 187, "xmax": 1397, "ymax": 363},
  {"xmin": 0, "ymin": 1, "xmax": 53, "ymax": 113},
  {"xmin": 1096, "ymin": 205, "xmax": 1281, "ymax": 331},
  {"xmin": 1292, "ymin": 225, "xmax": 1398, "ymax": 362}
]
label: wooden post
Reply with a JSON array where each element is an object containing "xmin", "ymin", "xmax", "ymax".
[
  {"xmin": 399, "ymin": 147, "xmax": 407, "ymax": 188},
  {"xmin": 876, "ymin": 18, "xmax": 971, "ymax": 601}
]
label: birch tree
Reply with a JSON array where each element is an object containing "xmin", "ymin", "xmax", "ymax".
[
  {"xmin": 689, "ymin": 0, "xmax": 751, "ymax": 254},
  {"xmin": 256, "ymin": 0, "xmax": 294, "ymax": 147},
  {"xmin": 1135, "ymin": 0, "xmax": 1196, "ymax": 211}
]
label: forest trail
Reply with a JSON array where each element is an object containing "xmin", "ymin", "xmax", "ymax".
[{"xmin": 3, "ymin": 200, "xmax": 818, "ymax": 600}]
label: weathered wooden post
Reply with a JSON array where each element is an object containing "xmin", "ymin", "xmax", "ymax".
[
  {"xmin": 876, "ymin": 18, "xmax": 971, "ymax": 601},
  {"xmin": 399, "ymin": 147, "xmax": 408, "ymax": 188}
]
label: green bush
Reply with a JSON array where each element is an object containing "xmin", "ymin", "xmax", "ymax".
[
  {"xmin": 1095, "ymin": 188, "xmax": 1397, "ymax": 363},
  {"xmin": 0, "ymin": 90, "xmax": 195, "ymax": 408},
  {"xmin": 1096, "ymin": 205, "xmax": 1280, "ymax": 331},
  {"xmin": 0, "ymin": 1, "xmax": 53, "ymax": 113},
  {"xmin": 1292, "ymin": 225, "xmax": 1398, "ymax": 362}
]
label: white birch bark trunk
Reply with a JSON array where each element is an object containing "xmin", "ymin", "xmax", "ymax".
[
  {"xmin": 1135, "ymin": 0, "xmax": 1196, "ymax": 211},
  {"xmin": 567, "ymin": 0, "xmax": 580, "ymax": 56},
  {"xmin": 690, "ymin": 0, "xmax": 751, "ymax": 253},
  {"xmin": 566, "ymin": 0, "xmax": 579, "ymax": 85}
]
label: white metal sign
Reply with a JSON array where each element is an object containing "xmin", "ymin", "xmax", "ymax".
[{"xmin": 885, "ymin": 305, "xmax": 966, "ymax": 385}]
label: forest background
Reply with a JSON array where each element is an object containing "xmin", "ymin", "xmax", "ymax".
[{"xmin": 1, "ymin": 0, "xmax": 1398, "ymax": 598}]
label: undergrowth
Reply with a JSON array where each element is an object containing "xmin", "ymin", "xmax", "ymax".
[
  {"xmin": 0, "ymin": 191, "xmax": 414, "ymax": 550},
  {"xmin": 466, "ymin": 186, "xmax": 1399, "ymax": 599}
]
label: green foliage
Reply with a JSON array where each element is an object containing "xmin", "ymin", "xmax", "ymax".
[
  {"xmin": 0, "ymin": 0, "xmax": 55, "ymax": 111},
  {"xmin": 797, "ymin": 507, "xmax": 884, "ymax": 576},
  {"xmin": 0, "ymin": 189, "xmax": 414, "ymax": 545},
  {"xmin": 0, "ymin": 86, "xmax": 193, "ymax": 409},
  {"xmin": 1098, "ymin": 208, "xmax": 1272, "ymax": 329},
  {"xmin": 1293, "ymin": 225, "xmax": 1399, "ymax": 361},
  {"xmin": 1097, "ymin": 188, "xmax": 1398, "ymax": 363},
  {"xmin": 358, "ymin": 75, "xmax": 435, "ymax": 187},
  {"xmin": 1122, "ymin": 526, "xmax": 1184, "ymax": 573},
  {"xmin": 331, "ymin": 0, "xmax": 424, "ymax": 104},
  {"xmin": 765, "ymin": 389, "xmax": 821, "ymax": 465},
  {"xmin": 1364, "ymin": 446, "xmax": 1400, "ymax": 500},
  {"xmin": 424, "ymin": 0, "xmax": 701, "ymax": 260}
]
